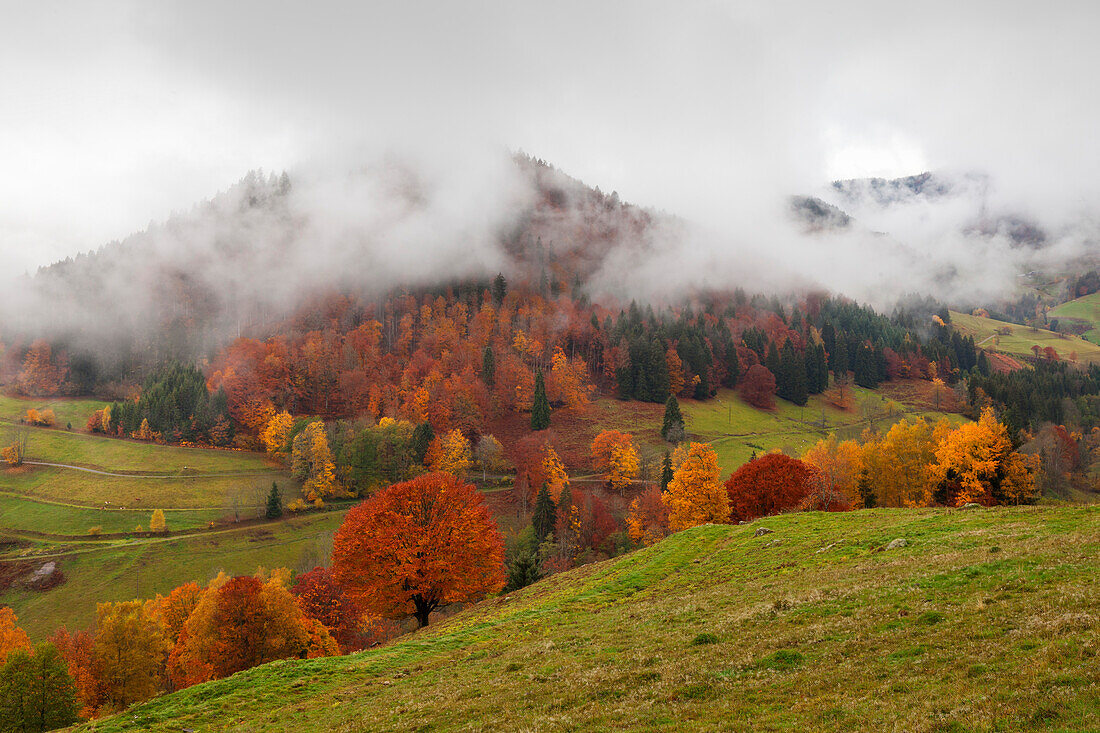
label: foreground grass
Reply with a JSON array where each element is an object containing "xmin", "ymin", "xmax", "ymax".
[
  {"xmin": 85, "ymin": 506, "xmax": 1100, "ymax": 732},
  {"xmin": 2, "ymin": 511, "xmax": 345, "ymax": 638},
  {"xmin": 950, "ymin": 310, "xmax": 1100, "ymax": 365}
]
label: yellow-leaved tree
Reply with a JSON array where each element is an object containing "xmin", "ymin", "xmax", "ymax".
[
  {"xmin": 91, "ymin": 600, "xmax": 170, "ymax": 710},
  {"xmin": 541, "ymin": 446, "xmax": 569, "ymax": 502},
  {"xmin": 261, "ymin": 411, "xmax": 294, "ymax": 454},
  {"xmin": 802, "ymin": 433, "xmax": 864, "ymax": 508},
  {"xmin": 662, "ymin": 442, "xmax": 729, "ymax": 530},
  {"xmin": 0, "ymin": 608, "xmax": 30, "ymax": 666},
  {"xmin": 930, "ymin": 407, "xmax": 1037, "ymax": 506},
  {"xmin": 149, "ymin": 509, "xmax": 167, "ymax": 533},
  {"xmin": 428, "ymin": 429, "xmax": 472, "ymax": 479},
  {"xmin": 863, "ymin": 418, "xmax": 953, "ymax": 507},
  {"xmin": 292, "ymin": 421, "xmax": 341, "ymax": 503},
  {"xmin": 590, "ymin": 430, "xmax": 640, "ymax": 493}
]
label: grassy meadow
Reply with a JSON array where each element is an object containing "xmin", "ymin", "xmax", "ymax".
[
  {"xmin": 1049, "ymin": 292, "xmax": 1100, "ymax": 345},
  {"xmin": 950, "ymin": 310, "xmax": 1100, "ymax": 365},
  {"xmin": 83, "ymin": 505, "xmax": 1100, "ymax": 732}
]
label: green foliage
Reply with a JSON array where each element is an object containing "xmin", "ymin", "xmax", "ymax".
[
  {"xmin": 532, "ymin": 482, "xmax": 557, "ymax": 543},
  {"xmin": 660, "ymin": 453, "xmax": 674, "ymax": 491},
  {"xmin": 504, "ymin": 551, "xmax": 542, "ymax": 592},
  {"xmin": 531, "ymin": 371, "xmax": 551, "ymax": 431},
  {"xmin": 690, "ymin": 633, "xmax": 718, "ymax": 646},
  {"xmin": 660, "ymin": 396, "xmax": 685, "ymax": 443},
  {"xmin": 491, "ymin": 273, "xmax": 508, "ymax": 306},
  {"xmin": 339, "ymin": 420, "xmax": 418, "ymax": 494},
  {"xmin": 108, "ymin": 363, "xmax": 232, "ymax": 444},
  {"xmin": 0, "ymin": 643, "xmax": 78, "ymax": 733},
  {"xmin": 481, "ymin": 347, "xmax": 495, "ymax": 386},
  {"xmin": 266, "ymin": 482, "xmax": 283, "ymax": 519}
]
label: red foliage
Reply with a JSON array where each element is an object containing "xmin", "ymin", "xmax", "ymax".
[
  {"xmin": 739, "ymin": 364, "xmax": 776, "ymax": 410},
  {"xmin": 292, "ymin": 567, "xmax": 371, "ymax": 653},
  {"xmin": 724, "ymin": 453, "xmax": 818, "ymax": 522}
]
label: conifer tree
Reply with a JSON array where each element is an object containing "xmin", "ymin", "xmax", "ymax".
[
  {"xmin": 532, "ymin": 482, "xmax": 557, "ymax": 542},
  {"xmin": 832, "ymin": 335, "xmax": 849, "ymax": 380},
  {"xmin": 765, "ymin": 342, "xmax": 781, "ymax": 376},
  {"xmin": 661, "ymin": 395, "xmax": 686, "ymax": 442},
  {"xmin": 725, "ymin": 342, "xmax": 741, "ymax": 386},
  {"xmin": 481, "ymin": 346, "xmax": 495, "ymax": 386},
  {"xmin": 531, "ymin": 371, "xmax": 551, "ymax": 430},
  {"xmin": 491, "ymin": 273, "xmax": 507, "ymax": 305},
  {"xmin": 504, "ymin": 551, "xmax": 541, "ymax": 592},
  {"xmin": 266, "ymin": 482, "xmax": 283, "ymax": 519},
  {"xmin": 660, "ymin": 452, "xmax": 674, "ymax": 491}
]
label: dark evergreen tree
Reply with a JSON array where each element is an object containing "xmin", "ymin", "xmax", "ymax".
[
  {"xmin": 831, "ymin": 335, "xmax": 849, "ymax": 380},
  {"xmin": 481, "ymin": 346, "xmax": 495, "ymax": 386},
  {"xmin": 661, "ymin": 395, "xmax": 686, "ymax": 442},
  {"xmin": 765, "ymin": 342, "xmax": 781, "ymax": 376},
  {"xmin": 532, "ymin": 482, "xmax": 557, "ymax": 542},
  {"xmin": 723, "ymin": 340, "xmax": 741, "ymax": 387},
  {"xmin": 504, "ymin": 551, "xmax": 542, "ymax": 592},
  {"xmin": 410, "ymin": 422, "xmax": 435, "ymax": 465},
  {"xmin": 266, "ymin": 482, "xmax": 283, "ymax": 519},
  {"xmin": 777, "ymin": 340, "xmax": 808, "ymax": 406},
  {"xmin": 491, "ymin": 273, "xmax": 508, "ymax": 305},
  {"xmin": 660, "ymin": 453, "xmax": 674, "ymax": 491},
  {"xmin": 531, "ymin": 370, "xmax": 551, "ymax": 430}
]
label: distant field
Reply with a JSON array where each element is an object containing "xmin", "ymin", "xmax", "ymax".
[
  {"xmin": 5, "ymin": 427, "xmax": 274, "ymax": 474},
  {"xmin": 1, "ymin": 511, "xmax": 346, "ymax": 638},
  {"xmin": 1049, "ymin": 292, "xmax": 1100, "ymax": 345},
  {"xmin": 0, "ymin": 394, "xmax": 106, "ymax": 429},
  {"xmin": 950, "ymin": 310, "xmax": 1100, "ymax": 364},
  {"xmin": 0, "ymin": 493, "xmax": 222, "ymax": 536},
  {"xmin": 681, "ymin": 386, "xmax": 966, "ymax": 475},
  {"xmin": 2, "ymin": 464, "xmax": 285, "ymax": 510}
]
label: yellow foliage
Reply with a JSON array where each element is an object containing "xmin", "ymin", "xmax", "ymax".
[
  {"xmin": 149, "ymin": 509, "xmax": 167, "ymax": 533},
  {"xmin": 608, "ymin": 442, "xmax": 640, "ymax": 493},
  {"xmin": 261, "ymin": 411, "xmax": 294, "ymax": 454},
  {"xmin": 663, "ymin": 442, "xmax": 729, "ymax": 530},
  {"xmin": 802, "ymin": 434, "xmax": 864, "ymax": 507},
  {"xmin": 0, "ymin": 608, "xmax": 30, "ymax": 666},
  {"xmin": 429, "ymin": 429, "xmax": 472, "ymax": 478},
  {"xmin": 1, "ymin": 443, "xmax": 21, "ymax": 467},
  {"xmin": 930, "ymin": 408, "xmax": 1036, "ymax": 506},
  {"xmin": 292, "ymin": 421, "xmax": 342, "ymax": 502},
  {"xmin": 542, "ymin": 446, "xmax": 569, "ymax": 501}
]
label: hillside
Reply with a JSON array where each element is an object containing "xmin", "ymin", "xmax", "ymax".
[
  {"xmin": 85, "ymin": 506, "xmax": 1099, "ymax": 732},
  {"xmin": 1049, "ymin": 292, "xmax": 1100, "ymax": 345},
  {"xmin": 949, "ymin": 310, "xmax": 1100, "ymax": 365}
]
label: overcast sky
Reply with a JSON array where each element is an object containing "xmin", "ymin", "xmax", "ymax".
[{"xmin": 2, "ymin": 0, "xmax": 1097, "ymax": 275}]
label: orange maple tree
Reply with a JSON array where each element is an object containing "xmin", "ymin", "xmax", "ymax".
[{"xmin": 330, "ymin": 472, "xmax": 505, "ymax": 627}]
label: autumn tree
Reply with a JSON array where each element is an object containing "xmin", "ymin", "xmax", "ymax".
[
  {"xmin": 0, "ymin": 609, "xmax": 30, "ymax": 667},
  {"xmin": 292, "ymin": 567, "xmax": 370, "ymax": 653},
  {"xmin": 474, "ymin": 435, "xmax": 505, "ymax": 480},
  {"xmin": 540, "ymin": 446, "xmax": 569, "ymax": 502},
  {"xmin": 929, "ymin": 407, "xmax": 1037, "ymax": 506},
  {"xmin": 91, "ymin": 601, "xmax": 169, "ymax": 710},
  {"xmin": 146, "ymin": 582, "xmax": 203, "ymax": 647},
  {"xmin": 666, "ymin": 347, "xmax": 686, "ymax": 397},
  {"xmin": 330, "ymin": 472, "xmax": 505, "ymax": 627},
  {"xmin": 661, "ymin": 395, "xmax": 686, "ymax": 443},
  {"xmin": 17, "ymin": 341, "xmax": 66, "ymax": 396},
  {"xmin": 739, "ymin": 364, "xmax": 776, "ymax": 410},
  {"xmin": 0, "ymin": 643, "xmax": 79, "ymax": 733},
  {"xmin": 261, "ymin": 411, "xmax": 294, "ymax": 454},
  {"xmin": 48, "ymin": 628, "xmax": 99, "ymax": 719},
  {"xmin": 426, "ymin": 429, "xmax": 472, "ymax": 479},
  {"xmin": 531, "ymin": 370, "xmax": 551, "ymax": 430},
  {"xmin": 170, "ymin": 573, "xmax": 337, "ymax": 688},
  {"xmin": 662, "ymin": 442, "xmax": 729, "ymax": 530},
  {"xmin": 862, "ymin": 418, "xmax": 950, "ymax": 507},
  {"xmin": 627, "ymin": 486, "xmax": 670, "ymax": 546},
  {"xmin": 149, "ymin": 509, "xmax": 167, "ymax": 534},
  {"xmin": 725, "ymin": 453, "xmax": 818, "ymax": 522},
  {"xmin": 802, "ymin": 434, "xmax": 864, "ymax": 509},
  {"xmin": 590, "ymin": 430, "xmax": 640, "ymax": 492},
  {"xmin": 292, "ymin": 421, "xmax": 341, "ymax": 502}
]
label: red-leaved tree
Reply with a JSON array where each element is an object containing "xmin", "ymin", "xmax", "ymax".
[
  {"xmin": 330, "ymin": 472, "xmax": 505, "ymax": 627},
  {"xmin": 739, "ymin": 364, "xmax": 776, "ymax": 410},
  {"xmin": 724, "ymin": 453, "xmax": 818, "ymax": 522}
]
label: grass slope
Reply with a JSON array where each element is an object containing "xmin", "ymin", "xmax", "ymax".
[
  {"xmin": 1049, "ymin": 292, "xmax": 1100, "ymax": 345},
  {"xmin": 682, "ymin": 387, "xmax": 965, "ymax": 476},
  {"xmin": 950, "ymin": 310, "xmax": 1100, "ymax": 365},
  {"xmin": 85, "ymin": 506, "xmax": 1099, "ymax": 732},
  {"xmin": 2, "ymin": 512, "xmax": 345, "ymax": 638}
]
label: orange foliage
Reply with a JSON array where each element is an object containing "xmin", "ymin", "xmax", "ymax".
[
  {"xmin": 590, "ymin": 430, "xmax": 640, "ymax": 492},
  {"xmin": 330, "ymin": 472, "xmax": 505, "ymax": 627},
  {"xmin": 663, "ymin": 442, "xmax": 728, "ymax": 530},
  {"xmin": 0, "ymin": 607, "xmax": 31, "ymax": 665},
  {"xmin": 49, "ymin": 627, "xmax": 100, "ymax": 719},
  {"xmin": 627, "ymin": 486, "xmax": 670, "ymax": 546}
]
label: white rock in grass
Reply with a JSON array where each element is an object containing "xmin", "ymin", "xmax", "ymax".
[{"xmin": 885, "ymin": 538, "xmax": 908, "ymax": 550}]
